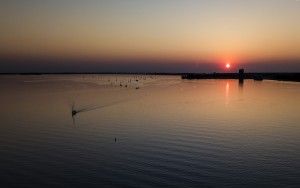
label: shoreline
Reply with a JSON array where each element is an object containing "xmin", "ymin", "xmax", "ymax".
[{"xmin": 1, "ymin": 72, "xmax": 300, "ymax": 82}]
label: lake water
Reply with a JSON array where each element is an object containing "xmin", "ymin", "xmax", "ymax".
[{"xmin": 0, "ymin": 75, "xmax": 300, "ymax": 187}]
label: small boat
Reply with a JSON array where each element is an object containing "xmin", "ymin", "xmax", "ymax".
[{"xmin": 72, "ymin": 110, "xmax": 78, "ymax": 116}]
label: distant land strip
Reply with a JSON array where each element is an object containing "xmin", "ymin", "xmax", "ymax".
[
  {"xmin": 181, "ymin": 73, "xmax": 300, "ymax": 82},
  {"xmin": 1, "ymin": 72, "xmax": 300, "ymax": 82},
  {"xmin": 0, "ymin": 72, "xmax": 181, "ymax": 75}
]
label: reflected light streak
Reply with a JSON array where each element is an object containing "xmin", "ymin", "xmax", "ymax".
[{"xmin": 225, "ymin": 82, "xmax": 230, "ymax": 106}]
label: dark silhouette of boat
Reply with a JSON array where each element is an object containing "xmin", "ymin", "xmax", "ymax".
[
  {"xmin": 71, "ymin": 103, "xmax": 77, "ymax": 116},
  {"xmin": 72, "ymin": 110, "xmax": 78, "ymax": 116}
]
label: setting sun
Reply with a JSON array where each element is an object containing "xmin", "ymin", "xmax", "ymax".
[{"xmin": 226, "ymin": 63, "xmax": 231, "ymax": 69}]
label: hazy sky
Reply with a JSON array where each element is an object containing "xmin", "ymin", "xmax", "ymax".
[{"xmin": 0, "ymin": 0, "xmax": 299, "ymax": 72}]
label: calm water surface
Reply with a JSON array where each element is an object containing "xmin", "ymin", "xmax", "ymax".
[{"xmin": 0, "ymin": 75, "xmax": 300, "ymax": 187}]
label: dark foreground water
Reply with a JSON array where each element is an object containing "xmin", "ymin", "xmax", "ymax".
[{"xmin": 0, "ymin": 75, "xmax": 300, "ymax": 188}]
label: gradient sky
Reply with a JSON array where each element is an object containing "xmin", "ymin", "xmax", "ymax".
[{"xmin": 0, "ymin": 0, "xmax": 300, "ymax": 72}]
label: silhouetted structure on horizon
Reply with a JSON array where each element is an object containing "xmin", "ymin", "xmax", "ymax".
[{"xmin": 239, "ymin": 69, "xmax": 244, "ymax": 84}]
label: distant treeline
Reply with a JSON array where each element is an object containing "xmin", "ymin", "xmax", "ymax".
[
  {"xmin": 0, "ymin": 72, "xmax": 182, "ymax": 75},
  {"xmin": 182, "ymin": 73, "xmax": 300, "ymax": 82}
]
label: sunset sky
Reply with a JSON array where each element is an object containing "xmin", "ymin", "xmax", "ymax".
[{"xmin": 1, "ymin": 0, "xmax": 300, "ymax": 73}]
